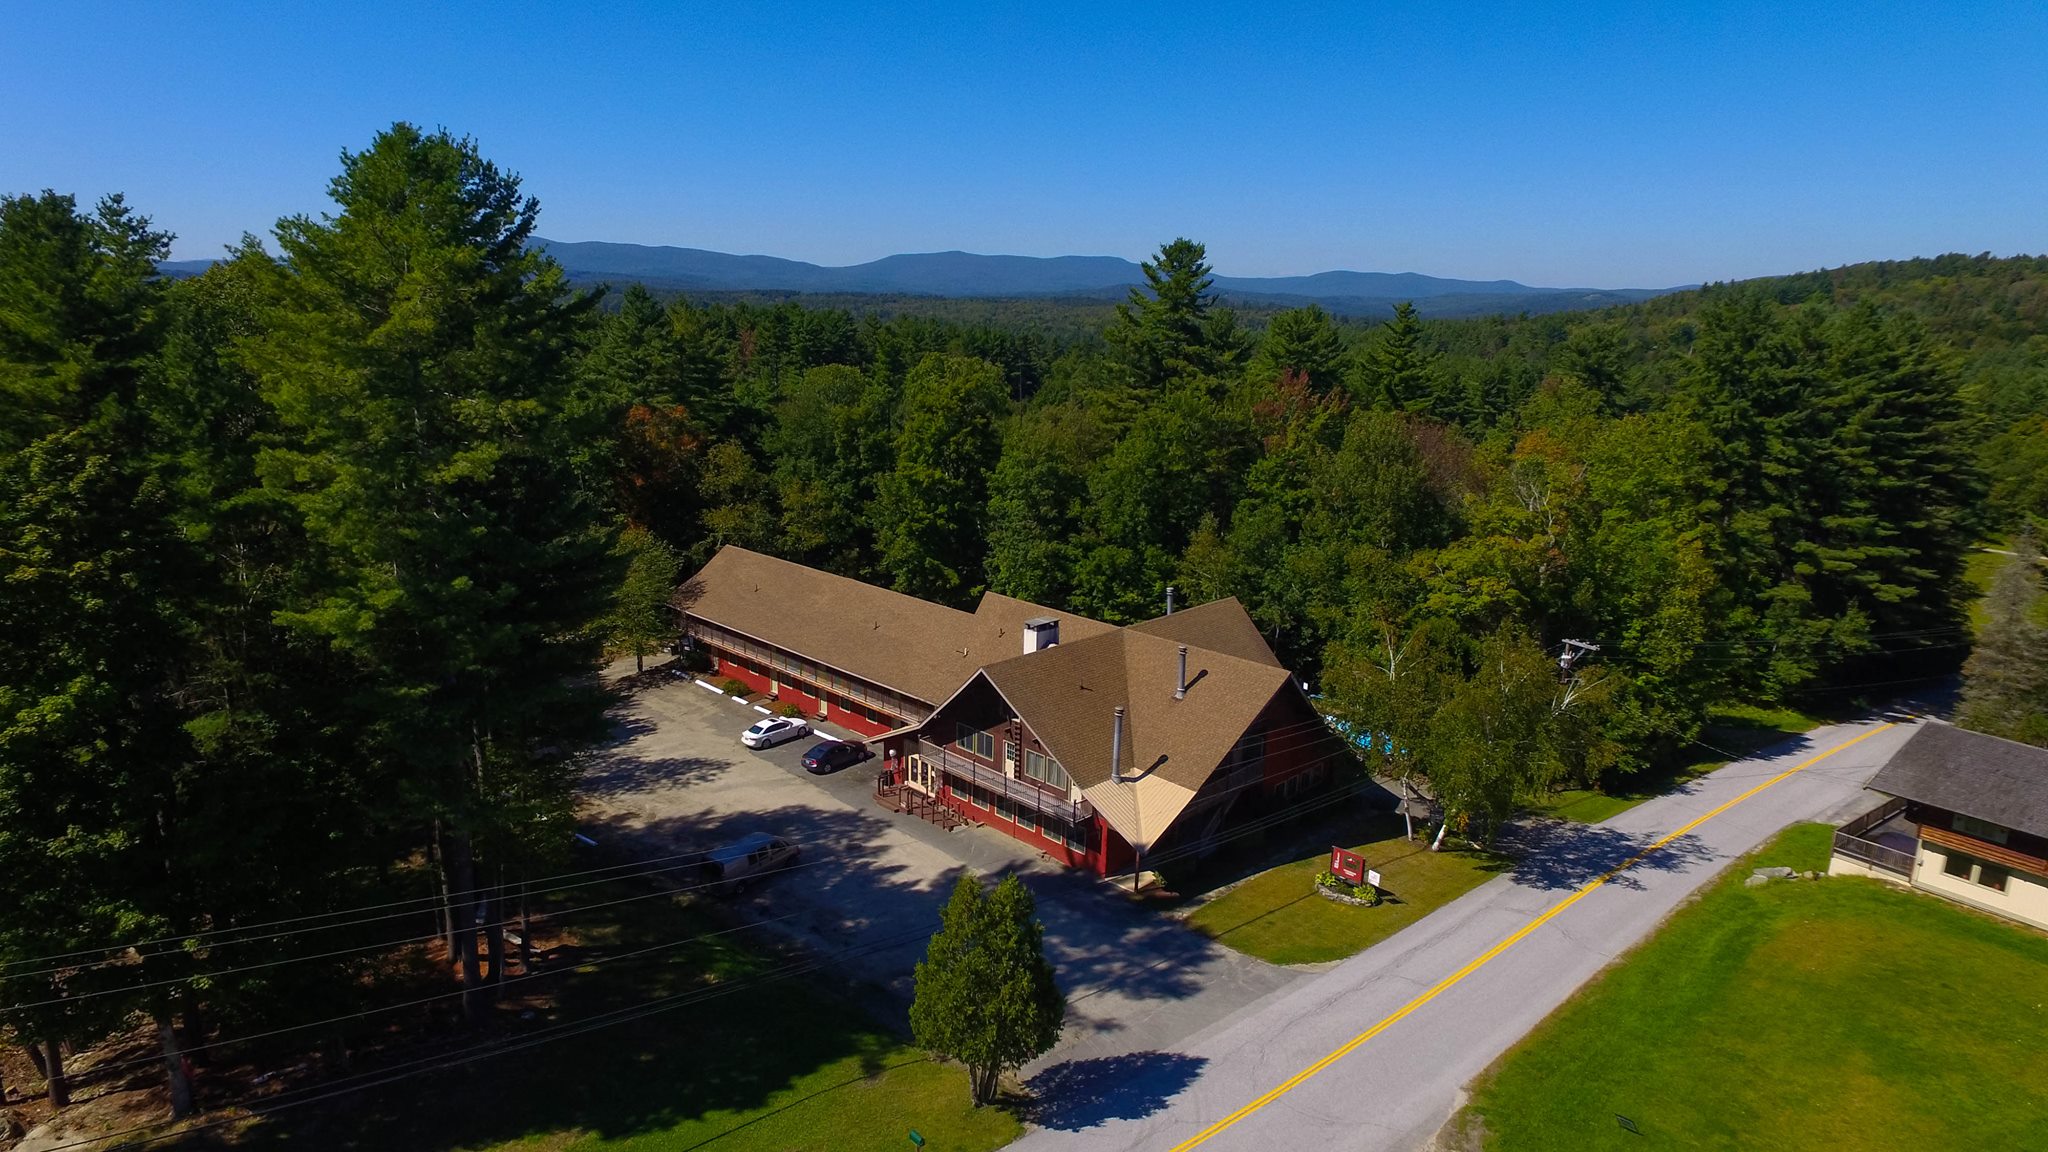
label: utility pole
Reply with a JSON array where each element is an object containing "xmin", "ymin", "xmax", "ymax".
[{"xmin": 1556, "ymin": 638, "xmax": 1600, "ymax": 680}]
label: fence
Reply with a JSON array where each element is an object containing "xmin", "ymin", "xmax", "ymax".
[{"xmin": 1832, "ymin": 796, "xmax": 1914, "ymax": 876}]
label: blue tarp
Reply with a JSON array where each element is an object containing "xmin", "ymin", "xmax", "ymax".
[{"xmin": 1314, "ymin": 701, "xmax": 1396, "ymax": 756}]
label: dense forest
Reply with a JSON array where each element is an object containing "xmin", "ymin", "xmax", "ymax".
[{"xmin": 1, "ymin": 123, "xmax": 2041, "ymax": 1124}]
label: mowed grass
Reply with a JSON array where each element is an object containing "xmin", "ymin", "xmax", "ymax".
[
  {"xmin": 1966, "ymin": 543, "xmax": 2048, "ymax": 633},
  {"xmin": 1527, "ymin": 703, "xmax": 1828, "ymax": 825},
  {"xmin": 1460, "ymin": 824, "xmax": 2048, "ymax": 1151},
  {"xmin": 233, "ymin": 884, "xmax": 1019, "ymax": 1152},
  {"xmin": 1185, "ymin": 812, "xmax": 1509, "ymax": 965}
]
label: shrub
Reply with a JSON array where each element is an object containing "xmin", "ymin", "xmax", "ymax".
[
  {"xmin": 774, "ymin": 702, "xmax": 804, "ymax": 718},
  {"xmin": 1316, "ymin": 871, "xmax": 1381, "ymax": 905},
  {"xmin": 719, "ymin": 678, "xmax": 751, "ymax": 696}
]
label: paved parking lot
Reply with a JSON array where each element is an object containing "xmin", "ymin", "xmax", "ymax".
[{"xmin": 578, "ymin": 661, "xmax": 1303, "ymax": 1070}]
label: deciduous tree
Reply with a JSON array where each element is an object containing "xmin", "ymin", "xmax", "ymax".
[{"xmin": 876, "ymin": 353, "xmax": 1008, "ymax": 603}]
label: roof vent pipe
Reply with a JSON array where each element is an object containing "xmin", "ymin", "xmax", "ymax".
[
  {"xmin": 1111, "ymin": 706, "xmax": 1126, "ymax": 782},
  {"xmin": 1175, "ymin": 645, "xmax": 1188, "ymax": 700},
  {"xmin": 1165, "ymin": 585, "xmax": 1176, "ymax": 615}
]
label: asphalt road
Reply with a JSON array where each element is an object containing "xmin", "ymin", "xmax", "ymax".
[{"xmin": 1014, "ymin": 713, "xmax": 1920, "ymax": 1150}]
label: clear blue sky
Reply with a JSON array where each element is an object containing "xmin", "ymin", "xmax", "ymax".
[{"xmin": 3, "ymin": 2, "xmax": 2042, "ymax": 286}]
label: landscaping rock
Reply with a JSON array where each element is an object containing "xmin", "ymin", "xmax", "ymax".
[
  {"xmin": 1758, "ymin": 866, "xmax": 1795, "ymax": 878},
  {"xmin": 1744, "ymin": 874, "xmax": 1770, "ymax": 887},
  {"xmin": 1314, "ymin": 879, "xmax": 1380, "ymax": 908},
  {"xmin": 1802, "ymin": 870, "xmax": 1820, "ymax": 880}
]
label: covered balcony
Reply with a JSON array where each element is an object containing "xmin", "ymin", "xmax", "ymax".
[{"xmin": 914, "ymin": 739, "xmax": 1093, "ymax": 827}]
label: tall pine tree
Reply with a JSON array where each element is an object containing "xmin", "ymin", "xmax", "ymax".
[{"xmin": 244, "ymin": 125, "xmax": 616, "ymax": 1016}]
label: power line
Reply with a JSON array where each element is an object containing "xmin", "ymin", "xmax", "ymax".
[
  {"xmin": 32, "ymin": 921, "xmax": 941, "ymax": 1152},
  {"xmin": 0, "ymin": 841, "xmax": 771, "ymax": 975},
  {"xmin": 0, "ymin": 853, "xmax": 844, "ymax": 1011},
  {"xmin": 70, "ymin": 908, "xmax": 803, "ymax": 1082}
]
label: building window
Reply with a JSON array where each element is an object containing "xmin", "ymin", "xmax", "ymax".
[
  {"xmin": 1066, "ymin": 820, "xmax": 1092, "ymax": 851},
  {"xmin": 1005, "ymin": 741, "xmax": 1020, "ymax": 772},
  {"xmin": 956, "ymin": 724, "xmax": 994, "ymax": 760},
  {"xmin": 1952, "ymin": 814, "xmax": 2010, "ymax": 845},
  {"xmin": 1942, "ymin": 850, "xmax": 2010, "ymax": 892},
  {"xmin": 1023, "ymin": 750, "xmax": 1069, "ymax": 791}
]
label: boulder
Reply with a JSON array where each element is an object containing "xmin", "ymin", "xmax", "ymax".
[
  {"xmin": 1758, "ymin": 866, "xmax": 1795, "ymax": 878},
  {"xmin": 1744, "ymin": 874, "xmax": 1769, "ymax": 887}
]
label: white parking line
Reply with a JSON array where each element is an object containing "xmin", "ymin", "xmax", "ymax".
[
  {"xmin": 753, "ymin": 705, "xmax": 772, "ymax": 714},
  {"xmin": 693, "ymin": 679, "xmax": 724, "ymax": 694}
]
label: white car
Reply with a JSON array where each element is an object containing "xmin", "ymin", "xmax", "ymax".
[
  {"xmin": 695, "ymin": 832, "xmax": 801, "ymax": 894},
  {"xmin": 741, "ymin": 716, "xmax": 810, "ymax": 749}
]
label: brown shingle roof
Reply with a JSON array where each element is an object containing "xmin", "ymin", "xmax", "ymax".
[
  {"xmin": 676, "ymin": 546, "xmax": 1109, "ymax": 706},
  {"xmin": 680, "ymin": 547, "xmax": 1311, "ymax": 849},
  {"xmin": 1127, "ymin": 597, "xmax": 1282, "ymax": 667},
  {"xmin": 1868, "ymin": 722, "xmax": 2048, "ymax": 839},
  {"xmin": 979, "ymin": 628, "xmax": 1293, "ymax": 848}
]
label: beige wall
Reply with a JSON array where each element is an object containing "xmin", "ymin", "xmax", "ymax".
[
  {"xmin": 1912, "ymin": 842, "xmax": 2048, "ymax": 931},
  {"xmin": 1827, "ymin": 852, "xmax": 1910, "ymax": 886}
]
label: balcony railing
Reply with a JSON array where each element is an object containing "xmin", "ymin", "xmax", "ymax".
[
  {"xmin": 1840, "ymin": 796, "xmax": 1907, "ymax": 838},
  {"xmin": 1832, "ymin": 830, "xmax": 1915, "ymax": 877},
  {"xmin": 916, "ymin": 740, "xmax": 1092, "ymax": 825}
]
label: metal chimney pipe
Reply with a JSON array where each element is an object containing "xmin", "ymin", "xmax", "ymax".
[
  {"xmin": 1175, "ymin": 645, "xmax": 1188, "ymax": 700},
  {"xmin": 1165, "ymin": 585, "xmax": 1176, "ymax": 615},
  {"xmin": 1111, "ymin": 706, "xmax": 1126, "ymax": 782}
]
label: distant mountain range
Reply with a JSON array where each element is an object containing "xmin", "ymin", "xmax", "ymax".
[
  {"xmin": 157, "ymin": 241, "xmax": 1688, "ymax": 318},
  {"xmin": 528, "ymin": 240, "xmax": 1684, "ymax": 317}
]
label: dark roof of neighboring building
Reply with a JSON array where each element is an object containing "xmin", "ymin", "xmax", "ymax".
[
  {"xmin": 1868, "ymin": 722, "xmax": 2048, "ymax": 839},
  {"xmin": 1127, "ymin": 596, "xmax": 1284, "ymax": 668},
  {"xmin": 675, "ymin": 546, "xmax": 1110, "ymax": 705}
]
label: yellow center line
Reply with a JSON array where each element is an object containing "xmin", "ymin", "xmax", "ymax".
[{"xmin": 1166, "ymin": 721, "xmax": 1898, "ymax": 1152}]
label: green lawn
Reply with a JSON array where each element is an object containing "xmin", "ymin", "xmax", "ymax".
[
  {"xmin": 1966, "ymin": 543, "xmax": 2048, "ymax": 633},
  {"xmin": 1184, "ymin": 812, "xmax": 1509, "ymax": 965},
  {"xmin": 231, "ymin": 885, "xmax": 1019, "ymax": 1152},
  {"xmin": 1526, "ymin": 703, "xmax": 1828, "ymax": 825},
  {"xmin": 1457, "ymin": 823, "xmax": 2048, "ymax": 1151}
]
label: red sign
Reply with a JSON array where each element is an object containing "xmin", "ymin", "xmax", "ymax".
[{"xmin": 1330, "ymin": 847, "xmax": 1367, "ymax": 886}]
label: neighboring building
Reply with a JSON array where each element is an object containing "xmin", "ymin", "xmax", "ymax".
[
  {"xmin": 1830, "ymin": 722, "xmax": 2048, "ymax": 931},
  {"xmin": 676, "ymin": 546, "xmax": 1347, "ymax": 876}
]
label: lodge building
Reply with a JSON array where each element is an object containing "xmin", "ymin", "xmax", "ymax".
[{"xmin": 676, "ymin": 546, "xmax": 1345, "ymax": 876}]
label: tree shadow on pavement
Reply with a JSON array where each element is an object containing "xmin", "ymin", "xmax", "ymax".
[
  {"xmin": 1022, "ymin": 870, "xmax": 1213, "ymax": 1012},
  {"xmin": 1501, "ymin": 823, "xmax": 1720, "ymax": 892},
  {"xmin": 1026, "ymin": 1051, "xmax": 1209, "ymax": 1130},
  {"xmin": 579, "ymin": 751, "xmax": 729, "ymax": 800}
]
